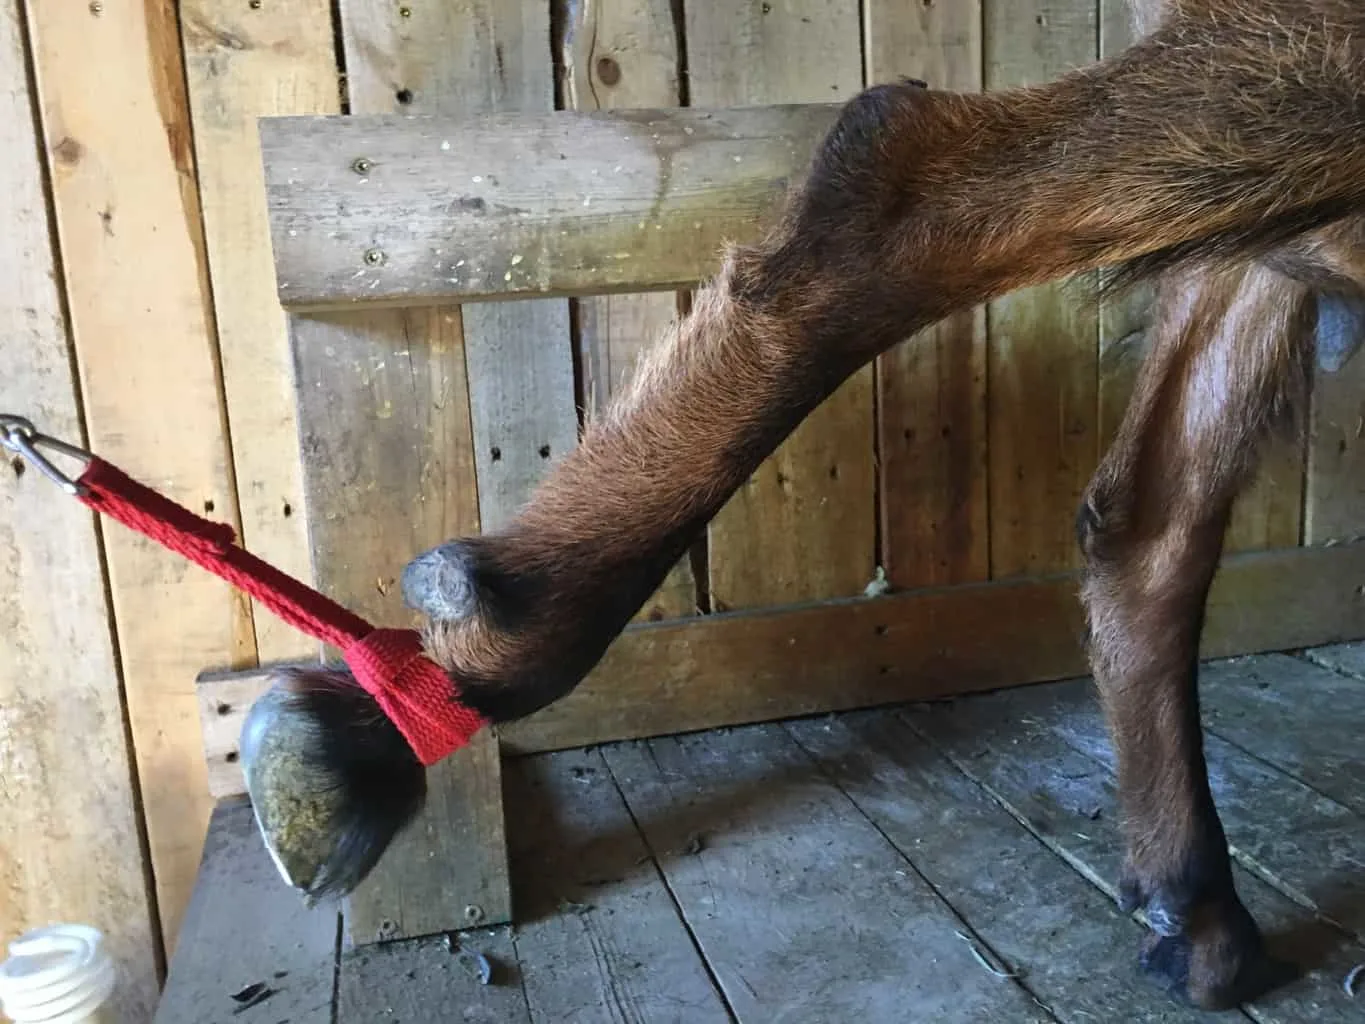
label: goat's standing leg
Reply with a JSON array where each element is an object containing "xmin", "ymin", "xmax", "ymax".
[{"xmin": 1078, "ymin": 260, "xmax": 1312, "ymax": 1009}]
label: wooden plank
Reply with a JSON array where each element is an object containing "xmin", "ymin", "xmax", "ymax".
[
  {"xmin": 506, "ymin": 750, "xmax": 731, "ymax": 1022},
  {"xmin": 289, "ymin": 310, "xmax": 509, "ymax": 942},
  {"xmin": 787, "ymin": 713, "xmax": 1221, "ymax": 1023},
  {"xmin": 986, "ymin": 0, "xmax": 1099, "ymax": 578},
  {"xmin": 260, "ymin": 103, "xmax": 839, "ymax": 310},
  {"xmin": 337, "ymin": 930, "xmax": 530, "ymax": 1022},
  {"xmin": 903, "ymin": 681, "xmax": 1365, "ymax": 1024},
  {"xmin": 0, "ymin": 7, "xmax": 159, "ymax": 1013},
  {"xmin": 24, "ymin": 0, "xmax": 256, "ymax": 950},
  {"xmin": 1306, "ymin": 351, "xmax": 1365, "ymax": 544},
  {"xmin": 154, "ymin": 798, "xmax": 339, "ymax": 1024},
  {"xmin": 869, "ymin": 0, "xmax": 989, "ymax": 590},
  {"xmin": 180, "ymin": 0, "xmax": 337, "ymax": 662},
  {"xmin": 688, "ymin": 0, "xmax": 876, "ymax": 611},
  {"xmin": 564, "ymin": 0, "xmax": 697, "ymax": 623},
  {"xmin": 1303, "ymin": 642, "xmax": 1365, "ymax": 679},
  {"xmin": 1034, "ymin": 678, "xmax": 1365, "ymax": 939},
  {"xmin": 1197, "ymin": 653, "xmax": 1365, "ymax": 815},
  {"xmin": 602, "ymin": 727, "xmax": 1053, "ymax": 1022},
  {"xmin": 200, "ymin": 541, "xmax": 1365, "ymax": 765}
]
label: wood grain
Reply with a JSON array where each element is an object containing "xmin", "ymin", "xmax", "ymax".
[
  {"xmin": 904, "ymin": 682, "xmax": 1365, "ymax": 1024},
  {"xmin": 868, "ymin": 0, "xmax": 988, "ymax": 589},
  {"xmin": 199, "ymin": 540, "xmax": 1365, "ymax": 774},
  {"xmin": 602, "ymin": 727, "xmax": 1052, "ymax": 1022},
  {"xmin": 1198, "ymin": 654, "xmax": 1365, "ymax": 815},
  {"xmin": 0, "ymin": 6, "xmax": 159, "ymax": 1013},
  {"xmin": 289, "ymin": 308, "xmax": 509, "ymax": 942},
  {"xmin": 259, "ymin": 103, "xmax": 838, "ymax": 310},
  {"xmin": 153, "ymin": 799, "xmax": 340, "ymax": 1024},
  {"xmin": 506, "ymin": 750, "xmax": 730, "ymax": 1022},
  {"xmin": 1305, "ymin": 352, "xmax": 1365, "ymax": 544},
  {"xmin": 564, "ymin": 0, "xmax": 698, "ymax": 623},
  {"xmin": 986, "ymin": 0, "xmax": 1099, "ymax": 578},
  {"xmin": 180, "ymin": 0, "xmax": 338, "ymax": 662},
  {"xmin": 688, "ymin": 0, "xmax": 876, "ymax": 611},
  {"xmin": 24, "ymin": 0, "xmax": 255, "ymax": 950},
  {"xmin": 788, "ymin": 713, "xmax": 1217, "ymax": 1023}
]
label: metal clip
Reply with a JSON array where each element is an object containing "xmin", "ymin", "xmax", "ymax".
[{"xmin": 0, "ymin": 414, "xmax": 92, "ymax": 496}]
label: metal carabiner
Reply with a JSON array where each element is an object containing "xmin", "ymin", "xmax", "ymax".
[{"xmin": 0, "ymin": 414, "xmax": 92, "ymax": 496}]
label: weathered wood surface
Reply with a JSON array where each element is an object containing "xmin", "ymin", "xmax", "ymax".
[
  {"xmin": 564, "ymin": 0, "xmax": 698, "ymax": 623},
  {"xmin": 871, "ymin": 0, "xmax": 990, "ymax": 590},
  {"xmin": 1304, "ymin": 641, "xmax": 1365, "ymax": 679},
  {"xmin": 1197, "ymin": 653, "xmax": 1365, "ymax": 815},
  {"xmin": 290, "ymin": 309, "xmax": 509, "ymax": 943},
  {"xmin": 905, "ymin": 679, "xmax": 1365, "ymax": 1023},
  {"xmin": 987, "ymin": 0, "xmax": 1099, "ymax": 578},
  {"xmin": 602, "ymin": 727, "xmax": 1053, "ymax": 1022},
  {"xmin": 1037, "ymin": 678, "xmax": 1365, "ymax": 940},
  {"xmin": 181, "ymin": 0, "xmax": 336, "ymax": 663},
  {"xmin": 691, "ymin": 1, "xmax": 876, "ymax": 612},
  {"xmin": 199, "ymin": 541, "xmax": 1365, "ymax": 767},
  {"xmin": 506, "ymin": 750, "xmax": 731, "ymax": 1022},
  {"xmin": 154, "ymin": 798, "xmax": 339, "ymax": 1024},
  {"xmin": 260, "ymin": 103, "xmax": 838, "ymax": 310},
  {"xmin": 787, "ymin": 714, "xmax": 1220, "ymax": 1023},
  {"xmin": 25, "ymin": 0, "xmax": 255, "ymax": 951},
  {"xmin": 0, "ymin": 7, "xmax": 159, "ymax": 1014},
  {"xmin": 337, "ymin": 931, "xmax": 529, "ymax": 1022}
]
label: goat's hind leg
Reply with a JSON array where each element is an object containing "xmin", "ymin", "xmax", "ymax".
[{"xmin": 1078, "ymin": 259, "xmax": 1312, "ymax": 1009}]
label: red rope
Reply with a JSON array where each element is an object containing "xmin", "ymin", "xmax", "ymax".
[{"xmin": 76, "ymin": 457, "xmax": 486, "ymax": 766}]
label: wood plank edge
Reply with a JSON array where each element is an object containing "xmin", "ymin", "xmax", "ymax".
[{"xmin": 196, "ymin": 541, "xmax": 1365, "ymax": 794}]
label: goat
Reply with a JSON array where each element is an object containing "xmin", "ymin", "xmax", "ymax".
[{"xmin": 258, "ymin": 0, "xmax": 1365, "ymax": 1010}]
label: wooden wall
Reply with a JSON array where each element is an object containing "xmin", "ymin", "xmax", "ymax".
[{"xmin": 3, "ymin": 0, "xmax": 1364, "ymax": 1018}]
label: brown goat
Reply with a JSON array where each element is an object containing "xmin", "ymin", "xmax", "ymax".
[{"xmin": 273, "ymin": 0, "xmax": 1365, "ymax": 1011}]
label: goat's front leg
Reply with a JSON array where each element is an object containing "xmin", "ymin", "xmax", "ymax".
[{"xmin": 1077, "ymin": 260, "xmax": 1312, "ymax": 1009}]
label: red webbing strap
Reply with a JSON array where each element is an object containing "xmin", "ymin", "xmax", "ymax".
[{"xmin": 75, "ymin": 457, "xmax": 486, "ymax": 765}]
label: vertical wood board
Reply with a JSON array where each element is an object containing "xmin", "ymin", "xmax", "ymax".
[
  {"xmin": 868, "ymin": 0, "xmax": 989, "ymax": 590},
  {"xmin": 289, "ymin": 307, "xmax": 508, "ymax": 943},
  {"xmin": 24, "ymin": 0, "xmax": 255, "ymax": 950},
  {"xmin": 564, "ymin": 0, "xmax": 698, "ymax": 622},
  {"xmin": 0, "ymin": 5, "xmax": 160, "ymax": 1013},
  {"xmin": 986, "ymin": 0, "xmax": 1099, "ymax": 579},
  {"xmin": 180, "ymin": 0, "xmax": 338, "ymax": 663},
  {"xmin": 688, "ymin": 0, "xmax": 877, "ymax": 612}
]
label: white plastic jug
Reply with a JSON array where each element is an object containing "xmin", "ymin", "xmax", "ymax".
[{"xmin": 0, "ymin": 924, "xmax": 116, "ymax": 1024}]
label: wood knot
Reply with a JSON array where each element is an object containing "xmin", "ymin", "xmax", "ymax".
[
  {"xmin": 53, "ymin": 137, "xmax": 83, "ymax": 167},
  {"xmin": 595, "ymin": 56, "xmax": 621, "ymax": 87}
]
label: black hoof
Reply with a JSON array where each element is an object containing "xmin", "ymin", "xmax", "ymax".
[{"xmin": 1137, "ymin": 900, "xmax": 1299, "ymax": 1010}]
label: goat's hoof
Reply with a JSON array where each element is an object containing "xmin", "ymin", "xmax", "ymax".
[{"xmin": 1137, "ymin": 897, "xmax": 1297, "ymax": 1010}]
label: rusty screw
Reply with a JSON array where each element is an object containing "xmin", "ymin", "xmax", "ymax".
[
  {"xmin": 399, "ymin": 5, "xmax": 412, "ymax": 16},
  {"xmin": 363, "ymin": 248, "xmax": 386, "ymax": 267},
  {"xmin": 248, "ymin": 0, "xmax": 262, "ymax": 8},
  {"xmin": 88, "ymin": 0, "xmax": 102, "ymax": 14}
]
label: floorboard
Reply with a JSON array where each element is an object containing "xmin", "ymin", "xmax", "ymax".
[
  {"xmin": 787, "ymin": 712, "xmax": 1229, "ymax": 1022},
  {"xmin": 504, "ymin": 749, "xmax": 732, "ymax": 1023},
  {"xmin": 160, "ymin": 649, "xmax": 1365, "ymax": 1023},
  {"xmin": 1302, "ymin": 641, "xmax": 1365, "ymax": 680},
  {"xmin": 903, "ymin": 680, "xmax": 1365, "ymax": 1024},
  {"xmin": 602, "ymin": 726, "xmax": 1055, "ymax": 1023}
]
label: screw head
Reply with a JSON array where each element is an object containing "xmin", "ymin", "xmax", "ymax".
[
  {"xmin": 464, "ymin": 904, "xmax": 484, "ymax": 923},
  {"xmin": 399, "ymin": 5, "xmax": 413, "ymax": 16},
  {"xmin": 248, "ymin": 0, "xmax": 262, "ymax": 8},
  {"xmin": 88, "ymin": 0, "xmax": 102, "ymax": 13},
  {"xmin": 351, "ymin": 156, "xmax": 373, "ymax": 175},
  {"xmin": 363, "ymin": 247, "xmax": 386, "ymax": 266}
]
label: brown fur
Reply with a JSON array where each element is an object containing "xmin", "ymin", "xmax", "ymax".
[{"xmin": 400, "ymin": 0, "xmax": 1365, "ymax": 1009}]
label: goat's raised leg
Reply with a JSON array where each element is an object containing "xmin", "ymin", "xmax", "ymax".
[{"xmin": 1077, "ymin": 259, "xmax": 1312, "ymax": 1009}]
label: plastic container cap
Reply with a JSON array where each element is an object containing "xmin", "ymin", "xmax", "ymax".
[{"xmin": 0, "ymin": 925, "xmax": 115, "ymax": 1024}]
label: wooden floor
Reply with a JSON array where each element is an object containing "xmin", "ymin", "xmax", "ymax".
[{"xmin": 156, "ymin": 645, "xmax": 1365, "ymax": 1024}]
